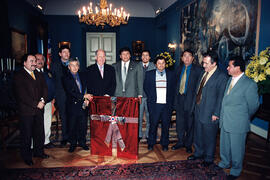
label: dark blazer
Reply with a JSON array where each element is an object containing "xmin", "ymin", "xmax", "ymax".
[
  {"xmin": 144, "ymin": 69, "xmax": 176, "ymax": 107},
  {"xmin": 50, "ymin": 59, "xmax": 69, "ymax": 98},
  {"xmin": 194, "ymin": 68, "xmax": 228, "ymax": 124},
  {"xmin": 175, "ymin": 63, "xmax": 203, "ymax": 112},
  {"xmin": 86, "ymin": 63, "xmax": 116, "ymax": 96},
  {"xmin": 42, "ymin": 68, "xmax": 55, "ymax": 103},
  {"xmin": 13, "ymin": 69, "xmax": 48, "ymax": 116},
  {"xmin": 113, "ymin": 60, "xmax": 143, "ymax": 97},
  {"xmin": 62, "ymin": 71, "xmax": 87, "ymax": 115}
]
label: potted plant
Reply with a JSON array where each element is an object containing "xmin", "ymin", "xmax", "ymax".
[{"xmin": 245, "ymin": 47, "xmax": 270, "ymax": 109}]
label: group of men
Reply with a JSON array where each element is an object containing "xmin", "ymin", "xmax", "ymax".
[{"xmin": 14, "ymin": 46, "xmax": 259, "ymax": 179}]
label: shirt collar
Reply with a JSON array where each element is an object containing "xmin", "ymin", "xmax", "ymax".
[
  {"xmin": 156, "ymin": 69, "xmax": 166, "ymax": 76},
  {"xmin": 24, "ymin": 67, "xmax": 33, "ymax": 75}
]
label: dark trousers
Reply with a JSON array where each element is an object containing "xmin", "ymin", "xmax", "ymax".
[
  {"xmin": 148, "ymin": 103, "xmax": 171, "ymax": 147},
  {"xmin": 56, "ymin": 94, "xmax": 68, "ymax": 141},
  {"xmin": 68, "ymin": 113, "xmax": 87, "ymax": 146},
  {"xmin": 20, "ymin": 114, "xmax": 45, "ymax": 161},
  {"xmin": 193, "ymin": 106, "xmax": 218, "ymax": 163},
  {"xmin": 176, "ymin": 103, "xmax": 194, "ymax": 148}
]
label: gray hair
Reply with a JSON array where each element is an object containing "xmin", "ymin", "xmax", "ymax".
[
  {"xmin": 68, "ymin": 57, "xmax": 80, "ymax": 66},
  {"xmin": 95, "ymin": 49, "xmax": 106, "ymax": 56}
]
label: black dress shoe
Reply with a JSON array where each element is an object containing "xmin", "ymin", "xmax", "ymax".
[
  {"xmin": 68, "ymin": 146, "xmax": 76, "ymax": 153},
  {"xmin": 24, "ymin": 159, "xmax": 34, "ymax": 166},
  {"xmin": 187, "ymin": 155, "xmax": 202, "ymax": 160},
  {"xmin": 148, "ymin": 145, "xmax": 153, "ymax": 151},
  {"xmin": 80, "ymin": 144, "xmax": 89, "ymax": 151},
  {"xmin": 61, "ymin": 140, "xmax": 68, "ymax": 146},
  {"xmin": 162, "ymin": 146, "xmax": 168, "ymax": 152},
  {"xmin": 33, "ymin": 153, "xmax": 50, "ymax": 159},
  {"xmin": 212, "ymin": 164, "xmax": 223, "ymax": 171},
  {"xmin": 44, "ymin": 142, "xmax": 55, "ymax": 149},
  {"xmin": 202, "ymin": 161, "xmax": 213, "ymax": 167},
  {"xmin": 186, "ymin": 147, "xmax": 192, "ymax": 153},
  {"xmin": 226, "ymin": 174, "xmax": 239, "ymax": 180},
  {"xmin": 171, "ymin": 144, "xmax": 184, "ymax": 150}
]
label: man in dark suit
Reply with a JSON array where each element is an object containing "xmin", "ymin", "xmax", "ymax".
[
  {"xmin": 113, "ymin": 47, "xmax": 143, "ymax": 99},
  {"xmin": 172, "ymin": 49, "xmax": 202, "ymax": 153},
  {"xmin": 139, "ymin": 50, "xmax": 156, "ymax": 140},
  {"xmin": 187, "ymin": 51, "xmax": 228, "ymax": 167},
  {"xmin": 144, "ymin": 56, "xmax": 175, "ymax": 152},
  {"xmin": 13, "ymin": 54, "xmax": 49, "ymax": 166},
  {"xmin": 217, "ymin": 56, "xmax": 259, "ymax": 179},
  {"xmin": 50, "ymin": 45, "xmax": 70, "ymax": 146},
  {"xmin": 36, "ymin": 53, "xmax": 56, "ymax": 148},
  {"xmin": 86, "ymin": 49, "xmax": 116, "ymax": 96},
  {"xmin": 62, "ymin": 58, "xmax": 93, "ymax": 153}
]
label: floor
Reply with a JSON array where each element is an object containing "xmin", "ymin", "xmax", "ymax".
[{"xmin": 1, "ymin": 133, "xmax": 270, "ymax": 180}]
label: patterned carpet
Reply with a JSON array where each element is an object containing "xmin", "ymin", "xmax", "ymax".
[{"xmin": 3, "ymin": 159, "xmax": 226, "ymax": 180}]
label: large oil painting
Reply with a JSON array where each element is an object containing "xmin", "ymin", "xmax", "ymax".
[
  {"xmin": 11, "ymin": 29, "xmax": 27, "ymax": 64},
  {"xmin": 180, "ymin": 0, "xmax": 259, "ymax": 71}
]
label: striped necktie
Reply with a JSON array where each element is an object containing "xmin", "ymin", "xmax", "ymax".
[{"xmin": 179, "ymin": 66, "xmax": 187, "ymax": 94}]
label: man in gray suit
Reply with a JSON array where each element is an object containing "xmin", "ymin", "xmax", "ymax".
[
  {"xmin": 216, "ymin": 56, "xmax": 259, "ymax": 180},
  {"xmin": 187, "ymin": 51, "xmax": 228, "ymax": 167},
  {"xmin": 139, "ymin": 50, "xmax": 156, "ymax": 140},
  {"xmin": 113, "ymin": 47, "xmax": 143, "ymax": 99}
]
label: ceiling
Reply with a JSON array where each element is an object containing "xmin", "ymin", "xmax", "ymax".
[{"xmin": 26, "ymin": 0, "xmax": 177, "ymax": 17}]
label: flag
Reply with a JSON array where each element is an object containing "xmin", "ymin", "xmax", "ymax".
[
  {"xmin": 46, "ymin": 38, "xmax": 52, "ymax": 69},
  {"xmin": 90, "ymin": 96, "xmax": 139, "ymax": 159}
]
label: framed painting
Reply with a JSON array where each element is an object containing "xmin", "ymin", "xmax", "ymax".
[
  {"xmin": 180, "ymin": 0, "xmax": 260, "ymax": 71},
  {"xmin": 11, "ymin": 28, "xmax": 27, "ymax": 64}
]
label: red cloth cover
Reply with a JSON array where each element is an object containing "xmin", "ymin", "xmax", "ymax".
[{"xmin": 90, "ymin": 96, "xmax": 139, "ymax": 159}]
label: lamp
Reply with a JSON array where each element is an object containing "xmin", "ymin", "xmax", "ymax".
[
  {"xmin": 77, "ymin": 0, "xmax": 130, "ymax": 28},
  {"xmin": 168, "ymin": 43, "xmax": 177, "ymax": 58}
]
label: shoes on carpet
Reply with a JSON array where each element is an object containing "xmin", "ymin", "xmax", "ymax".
[
  {"xmin": 61, "ymin": 140, "xmax": 68, "ymax": 146},
  {"xmin": 148, "ymin": 145, "xmax": 153, "ymax": 151},
  {"xmin": 171, "ymin": 143, "xmax": 184, "ymax": 150},
  {"xmin": 201, "ymin": 161, "xmax": 213, "ymax": 167},
  {"xmin": 79, "ymin": 144, "xmax": 89, "ymax": 151},
  {"xmin": 212, "ymin": 164, "xmax": 223, "ymax": 171},
  {"xmin": 44, "ymin": 142, "xmax": 55, "ymax": 149},
  {"xmin": 187, "ymin": 155, "xmax": 203, "ymax": 160},
  {"xmin": 226, "ymin": 174, "xmax": 239, "ymax": 180},
  {"xmin": 162, "ymin": 146, "xmax": 168, "ymax": 152},
  {"xmin": 24, "ymin": 159, "xmax": 34, "ymax": 166},
  {"xmin": 33, "ymin": 153, "xmax": 49, "ymax": 159},
  {"xmin": 68, "ymin": 146, "xmax": 76, "ymax": 153},
  {"xmin": 186, "ymin": 147, "xmax": 192, "ymax": 153}
]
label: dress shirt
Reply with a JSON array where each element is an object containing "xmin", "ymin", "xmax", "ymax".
[
  {"xmin": 179, "ymin": 64, "xmax": 192, "ymax": 94},
  {"xmin": 231, "ymin": 72, "xmax": 244, "ymax": 86},
  {"xmin": 121, "ymin": 60, "xmax": 130, "ymax": 75},
  {"xmin": 203, "ymin": 65, "xmax": 217, "ymax": 86}
]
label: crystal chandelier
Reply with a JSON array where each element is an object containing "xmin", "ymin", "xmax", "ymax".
[{"xmin": 77, "ymin": 0, "xmax": 130, "ymax": 28}]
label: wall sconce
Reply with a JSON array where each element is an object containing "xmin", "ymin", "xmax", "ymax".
[{"xmin": 168, "ymin": 43, "xmax": 177, "ymax": 58}]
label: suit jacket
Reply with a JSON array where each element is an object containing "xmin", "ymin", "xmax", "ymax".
[
  {"xmin": 144, "ymin": 69, "xmax": 176, "ymax": 107},
  {"xmin": 86, "ymin": 63, "xmax": 116, "ymax": 96},
  {"xmin": 50, "ymin": 59, "xmax": 69, "ymax": 98},
  {"xmin": 220, "ymin": 75, "xmax": 259, "ymax": 133},
  {"xmin": 13, "ymin": 69, "xmax": 48, "ymax": 116},
  {"xmin": 193, "ymin": 68, "xmax": 228, "ymax": 124},
  {"xmin": 140, "ymin": 61, "xmax": 156, "ymax": 97},
  {"xmin": 175, "ymin": 63, "xmax": 203, "ymax": 112},
  {"xmin": 62, "ymin": 71, "xmax": 87, "ymax": 115},
  {"xmin": 41, "ymin": 68, "xmax": 55, "ymax": 103},
  {"xmin": 113, "ymin": 60, "xmax": 143, "ymax": 97}
]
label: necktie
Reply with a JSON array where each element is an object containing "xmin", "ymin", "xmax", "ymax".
[
  {"xmin": 122, "ymin": 63, "xmax": 127, "ymax": 91},
  {"xmin": 75, "ymin": 76, "xmax": 82, "ymax": 93},
  {"xmin": 179, "ymin": 66, "xmax": 187, "ymax": 94},
  {"xmin": 100, "ymin": 67, "xmax": 103, "ymax": 78},
  {"xmin": 30, "ymin": 71, "xmax": 36, "ymax": 80},
  {"xmin": 196, "ymin": 72, "xmax": 209, "ymax": 104},
  {"xmin": 144, "ymin": 64, "xmax": 147, "ymax": 69},
  {"xmin": 227, "ymin": 79, "xmax": 234, "ymax": 94}
]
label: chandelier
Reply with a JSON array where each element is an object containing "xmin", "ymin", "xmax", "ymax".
[{"xmin": 77, "ymin": 0, "xmax": 130, "ymax": 28}]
